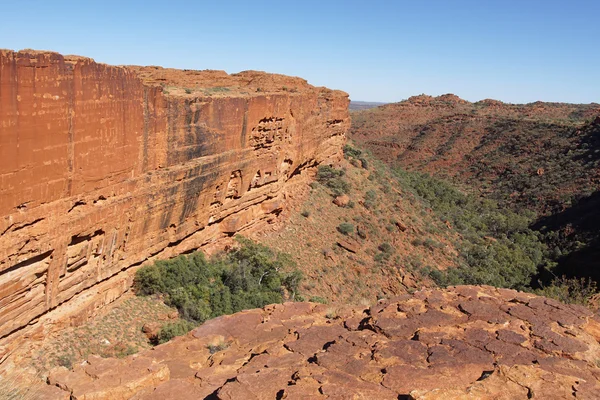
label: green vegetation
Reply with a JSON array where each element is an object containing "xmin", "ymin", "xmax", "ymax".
[
  {"xmin": 374, "ymin": 242, "xmax": 395, "ymax": 262},
  {"xmin": 207, "ymin": 341, "xmax": 229, "ymax": 354},
  {"xmin": 309, "ymin": 295, "xmax": 328, "ymax": 304},
  {"xmin": 363, "ymin": 189, "xmax": 378, "ymax": 210},
  {"xmin": 316, "ymin": 165, "xmax": 350, "ymax": 196},
  {"xmin": 392, "ymin": 167, "xmax": 550, "ymax": 290},
  {"xmin": 134, "ymin": 237, "xmax": 302, "ymax": 342},
  {"xmin": 155, "ymin": 320, "xmax": 196, "ymax": 344},
  {"xmin": 343, "ymin": 144, "xmax": 369, "ymax": 169},
  {"xmin": 536, "ymin": 276, "xmax": 598, "ymax": 306},
  {"xmin": 378, "ymin": 242, "xmax": 394, "ymax": 254},
  {"xmin": 337, "ymin": 222, "xmax": 355, "ymax": 236},
  {"xmin": 340, "ymin": 142, "xmax": 599, "ymax": 305}
]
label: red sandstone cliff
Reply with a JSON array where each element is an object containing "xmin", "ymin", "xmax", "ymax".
[{"xmin": 0, "ymin": 50, "xmax": 349, "ymax": 359}]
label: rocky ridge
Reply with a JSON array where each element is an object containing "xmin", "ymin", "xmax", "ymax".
[
  {"xmin": 44, "ymin": 286, "xmax": 600, "ymax": 399},
  {"xmin": 0, "ymin": 50, "xmax": 349, "ymax": 360},
  {"xmin": 350, "ymin": 95, "xmax": 600, "ymax": 214}
]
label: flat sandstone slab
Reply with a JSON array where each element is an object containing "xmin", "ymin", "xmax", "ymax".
[{"xmin": 48, "ymin": 286, "xmax": 600, "ymax": 399}]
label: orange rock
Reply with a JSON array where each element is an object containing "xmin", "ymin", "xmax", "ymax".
[
  {"xmin": 395, "ymin": 220, "xmax": 407, "ymax": 232},
  {"xmin": 337, "ymin": 238, "xmax": 360, "ymax": 253},
  {"xmin": 45, "ymin": 286, "xmax": 600, "ymax": 399},
  {"xmin": 0, "ymin": 49, "xmax": 350, "ymax": 355},
  {"xmin": 333, "ymin": 194, "xmax": 350, "ymax": 207}
]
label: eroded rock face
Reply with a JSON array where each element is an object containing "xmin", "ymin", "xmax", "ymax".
[
  {"xmin": 47, "ymin": 286, "xmax": 600, "ymax": 399},
  {"xmin": 0, "ymin": 50, "xmax": 349, "ymax": 358}
]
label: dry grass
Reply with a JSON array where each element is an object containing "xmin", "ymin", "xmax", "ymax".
[
  {"xmin": 25, "ymin": 294, "xmax": 179, "ymax": 375},
  {"xmin": 0, "ymin": 369, "xmax": 45, "ymax": 400},
  {"xmin": 254, "ymin": 150, "xmax": 460, "ymax": 304}
]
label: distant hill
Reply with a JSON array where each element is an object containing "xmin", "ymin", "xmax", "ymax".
[
  {"xmin": 350, "ymin": 94, "xmax": 600, "ymax": 283},
  {"xmin": 349, "ymin": 100, "xmax": 387, "ymax": 110}
]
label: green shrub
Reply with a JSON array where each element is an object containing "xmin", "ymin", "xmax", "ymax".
[
  {"xmin": 391, "ymin": 166, "xmax": 552, "ymax": 290},
  {"xmin": 134, "ymin": 237, "xmax": 303, "ymax": 342},
  {"xmin": 343, "ymin": 144, "xmax": 362, "ymax": 159},
  {"xmin": 309, "ymin": 295, "xmax": 328, "ymax": 304},
  {"xmin": 337, "ymin": 222, "xmax": 355, "ymax": 236},
  {"xmin": 536, "ymin": 276, "xmax": 598, "ymax": 305},
  {"xmin": 378, "ymin": 242, "xmax": 394, "ymax": 254},
  {"xmin": 359, "ymin": 157, "xmax": 369, "ymax": 169},
  {"xmin": 157, "ymin": 320, "xmax": 196, "ymax": 344},
  {"xmin": 316, "ymin": 165, "xmax": 350, "ymax": 196},
  {"xmin": 364, "ymin": 190, "xmax": 378, "ymax": 209},
  {"xmin": 207, "ymin": 341, "xmax": 229, "ymax": 354},
  {"xmin": 423, "ymin": 238, "xmax": 444, "ymax": 250}
]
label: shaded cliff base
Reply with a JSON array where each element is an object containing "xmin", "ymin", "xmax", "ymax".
[{"xmin": 34, "ymin": 286, "xmax": 600, "ymax": 399}]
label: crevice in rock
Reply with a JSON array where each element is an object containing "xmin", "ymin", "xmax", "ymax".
[
  {"xmin": 476, "ymin": 370, "xmax": 494, "ymax": 381},
  {"xmin": 322, "ymin": 340, "xmax": 336, "ymax": 351},
  {"xmin": 0, "ymin": 250, "xmax": 53, "ymax": 278},
  {"xmin": 69, "ymin": 229, "xmax": 104, "ymax": 246},
  {"xmin": 10, "ymin": 218, "xmax": 45, "ymax": 233},
  {"xmin": 68, "ymin": 200, "xmax": 86, "ymax": 213},
  {"xmin": 240, "ymin": 351, "xmax": 267, "ymax": 368}
]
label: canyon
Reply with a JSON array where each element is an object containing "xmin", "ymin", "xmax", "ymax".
[
  {"xmin": 351, "ymin": 94, "xmax": 600, "ymax": 284},
  {"xmin": 3, "ymin": 50, "xmax": 600, "ymax": 399},
  {"xmin": 0, "ymin": 50, "xmax": 349, "ymax": 361}
]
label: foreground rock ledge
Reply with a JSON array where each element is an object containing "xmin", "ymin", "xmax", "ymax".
[
  {"xmin": 0, "ymin": 49, "xmax": 349, "ymax": 358},
  {"xmin": 46, "ymin": 286, "xmax": 600, "ymax": 399}
]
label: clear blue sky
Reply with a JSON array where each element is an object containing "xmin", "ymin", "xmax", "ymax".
[{"xmin": 2, "ymin": 0, "xmax": 599, "ymax": 103}]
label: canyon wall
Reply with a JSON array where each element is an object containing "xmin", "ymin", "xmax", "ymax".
[{"xmin": 0, "ymin": 50, "xmax": 349, "ymax": 359}]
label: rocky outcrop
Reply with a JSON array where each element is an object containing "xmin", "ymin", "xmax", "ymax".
[
  {"xmin": 0, "ymin": 50, "xmax": 349, "ymax": 359},
  {"xmin": 46, "ymin": 286, "xmax": 600, "ymax": 399}
]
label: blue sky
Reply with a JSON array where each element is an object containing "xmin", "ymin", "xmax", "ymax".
[{"xmin": 2, "ymin": 0, "xmax": 599, "ymax": 103}]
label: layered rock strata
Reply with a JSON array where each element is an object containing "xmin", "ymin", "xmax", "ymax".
[
  {"xmin": 47, "ymin": 286, "xmax": 600, "ymax": 399},
  {"xmin": 0, "ymin": 50, "xmax": 349, "ymax": 359}
]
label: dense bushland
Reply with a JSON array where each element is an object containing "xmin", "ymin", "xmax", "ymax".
[
  {"xmin": 396, "ymin": 168, "xmax": 550, "ymax": 290},
  {"xmin": 343, "ymin": 142, "xmax": 599, "ymax": 304},
  {"xmin": 344, "ymin": 144, "xmax": 552, "ymax": 290},
  {"xmin": 134, "ymin": 237, "xmax": 302, "ymax": 342}
]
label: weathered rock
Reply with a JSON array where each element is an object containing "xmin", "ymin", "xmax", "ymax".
[
  {"xmin": 395, "ymin": 220, "xmax": 408, "ymax": 232},
  {"xmin": 142, "ymin": 323, "xmax": 161, "ymax": 340},
  {"xmin": 0, "ymin": 50, "xmax": 350, "ymax": 357},
  {"xmin": 337, "ymin": 238, "xmax": 361, "ymax": 253},
  {"xmin": 332, "ymin": 194, "xmax": 350, "ymax": 207},
  {"xmin": 45, "ymin": 286, "xmax": 600, "ymax": 399}
]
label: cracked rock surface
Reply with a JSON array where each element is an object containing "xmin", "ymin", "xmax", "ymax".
[{"xmin": 47, "ymin": 286, "xmax": 600, "ymax": 399}]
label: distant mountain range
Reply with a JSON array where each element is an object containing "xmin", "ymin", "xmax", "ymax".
[{"xmin": 349, "ymin": 101, "xmax": 387, "ymax": 110}]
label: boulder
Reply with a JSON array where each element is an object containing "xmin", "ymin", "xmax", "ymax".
[{"xmin": 333, "ymin": 195, "xmax": 351, "ymax": 207}]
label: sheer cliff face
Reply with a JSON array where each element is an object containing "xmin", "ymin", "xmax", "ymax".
[{"xmin": 0, "ymin": 50, "xmax": 349, "ymax": 350}]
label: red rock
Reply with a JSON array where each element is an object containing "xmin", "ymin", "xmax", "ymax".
[
  {"xmin": 142, "ymin": 323, "xmax": 161, "ymax": 340},
  {"xmin": 0, "ymin": 49, "xmax": 350, "ymax": 354},
  {"xmin": 332, "ymin": 195, "xmax": 350, "ymax": 207},
  {"xmin": 395, "ymin": 220, "xmax": 407, "ymax": 232},
  {"xmin": 43, "ymin": 286, "xmax": 600, "ymax": 399},
  {"xmin": 337, "ymin": 238, "xmax": 360, "ymax": 253}
]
